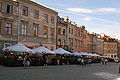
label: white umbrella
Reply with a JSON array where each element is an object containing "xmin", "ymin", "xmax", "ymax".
[
  {"xmin": 88, "ymin": 53, "xmax": 94, "ymax": 56},
  {"xmin": 72, "ymin": 52, "xmax": 79, "ymax": 56},
  {"xmin": 33, "ymin": 46, "xmax": 55, "ymax": 54},
  {"xmin": 2, "ymin": 43, "xmax": 34, "ymax": 53},
  {"xmin": 53, "ymin": 48, "xmax": 70, "ymax": 54},
  {"xmin": 81, "ymin": 52, "xmax": 89, "ymax": 56},
  {"xmin": 93, "ymin": 54, "xmax": 100, "ymax": 57}
]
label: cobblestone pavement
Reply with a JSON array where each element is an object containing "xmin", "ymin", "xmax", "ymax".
[{"xmin": 0, "ymin": 63, "xmax": 120, "ymax": 80}]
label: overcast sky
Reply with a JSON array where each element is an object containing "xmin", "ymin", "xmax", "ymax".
[{"xmin": 32, "ymin": 0, "xmax": 120, "ymax": 39}]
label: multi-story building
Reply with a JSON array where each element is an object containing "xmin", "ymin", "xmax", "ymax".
[
  {"xmin": 0, "ymin": 0, "xmax": 58, "ymax": 51},
  {"xmin": 0, "ymin": 0, "xmax": 18, "ymax": 52},
  {"xmin": 56, "ymin": 16, "xmax": 67, "ymax": 49},
  {"xmin": 96, "ymin": 37, "xmax": 104, "ymax": 55},
  {"xmin": 19, "ymin": 0, "xmax": 58, "ymax": 50},
  {"xmin": 83, "ymin": 26, "xmax": 87, "ymax": 52},
  {"xmin": 101, "ymin": 35, "xmax": 118, "ymax": 59},
  {"xmin": 66, "ymin": 20, "xmax": 74, "ymax": 51},
  {"xmin": 117, "ymin": 40, "xmax": 120, "ymax": 59},
  {"xmin": 86, "ymin": 32, "xmax": 98, "ymax": 53}
]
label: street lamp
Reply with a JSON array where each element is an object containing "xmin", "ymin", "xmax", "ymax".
[{"xmin": 17, "ymin": 0, "xmax": 20, "ymax": 43}]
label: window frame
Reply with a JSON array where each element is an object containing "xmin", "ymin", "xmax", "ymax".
[
  {"xmin": 22, "ymin": 6, "xmax": 28, "ymax": 16},
  {"xmin": 5, "ymin": 23, "xmax": 12, "ymax": 34},
  {"xmin": 51, "ymin": 16, "xmax": 54, "ymax": 24},
  {"xmin": 4, "ymin": 43, "xmax": 11, "ymax": 48},
  {"xmin": 0, "ymin": 2, "xmax": 2, "ymax": 12},
  {"xmin": 7, "ymin": 5, "xmax": 13, "ymax": 14},
  {"xmin": 21, "ymin": 24, "xmax": 27, "ymax": 35},
  {"xmin": 34, "ymin": 10, "xmax": 39, "ymax": 19},
  {"xmin": 33, "ymin": 26, "xmax": 38, "ymax": 36},
  {"xmin": 44, "ymin": 14, "xmax": 48, "ymax": 22},
  {"xmin": 0, "ymin": 22, "xmax": 1, "ymax": 34}
]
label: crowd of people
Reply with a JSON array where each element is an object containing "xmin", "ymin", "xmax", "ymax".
[{"xmin": 0, "ymin": 52, "xmax": 109, "ymax": 68}]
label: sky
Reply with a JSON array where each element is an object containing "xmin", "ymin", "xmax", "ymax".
[{"xmin": 32, "ymin": 0, "xmax": 120, "ymax": 39}]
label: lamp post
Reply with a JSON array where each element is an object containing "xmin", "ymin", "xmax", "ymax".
[{"xmin": 17, "ymin": 0, "xmax": 20, "ymax": 43}]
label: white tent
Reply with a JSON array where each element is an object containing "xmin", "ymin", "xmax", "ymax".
[
  {"xmin": 53, "ymin": 48, "xmax": 70, "ymax": 54},
  {"xmin": 80, "ymin": 52, "xmax": 89, "ymax": 56},
  {"xmin": 2, "ymin": 43, "xmax": 34, "ymax": 53},
  {"xmin": 33, "ymin": 46, "xmax": 55, "ymax": 54},
  {"xmin": 72, "ymin": 52, "xmax": 80, "ymax": 56},
  {"xmin": 92, "ymin": 54, "xmax": 100, "ymax": 57},
  {"xmin": 88, "ymin": 53, "xmax": 94, "ymax": 56}
]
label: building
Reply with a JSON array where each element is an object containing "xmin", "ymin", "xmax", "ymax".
[
  {"xmin": 0, "ymin": 0, "xmax": 19, "ymax": 52},
  {"xmin": 82, "ymin": 26, "xmax": 87, "ymax": 52},
  {"xmin": 86, "ymin": 32, "xmax": 98, "ymax": 54},
  {"xmin": 0, "ymin": 0, "xmax": 58, "ymax": 51},
  {"xmin": 101, "ymin": 35, "xmax": 118, "ymax": 59},
  {"xmin": 66, "ymin": 20, "xmax": 74, "ymax": 51},
  {"xmin": 117, "ymin": 40, "xmax": 120, "ymax": 59},
  {"xmin": 56, "ymin": 16, "xmax": 67, "ymax": 49},
  {"xmin": 96, "ymin": 37, "xmax": 104, "ymax": 55}
]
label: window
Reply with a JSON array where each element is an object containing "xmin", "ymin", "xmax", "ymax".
[
  {"xmin": 33, "ymin": 23, "xmax": 39, "ymax": 36},
  {"xmin": 0, "ymin": 2, "xmax": 2, "ymax": 12},
  {"xmin": 50, "ymin": 28, "xmax": 54, "ymax": 37},
  {"xmin": 0, "ymin": 22, "xmax": 1, "ymax": 34},
  {"xmin": 75, "ymin": 39, "xmax": 77, "ymax": 46},
  {"xmin": 111, "ymin": 55, "xmax": 113, "ymax": 57},
  {"xmin": 7, "ymin": 5, "xmax": 13, "ymax": 14},
  {"xmin": 63, "ymin": 29, "xmax": 65, "ymax": 35},
  {"xmin": 34, "ymin": 10, "xmax": 39, "ymax": 19},
  {"xmin": 69, "ymin": 28, "xmax": 70, "ymax": 33},
  {"xmin": 63, "ymin": 39, "xmax": 65, "ymax": 45},
  {"xmin": 5, "ymin": 23, "xmax": 12, "ymax": 34},
  {"xmin": 75, "ymin": 29, "xmax": 77, "ymax": 36},
  {"xmin": 78, "ymin": 30, "xmax": 80, "ymax": 36},
  {"xmin": 44, "ymin": 14, "xmax": 48, "ymax": 22},
  {"xmin": 21, "ymin": 24, "xmax": 27, "ymax": 35},
  {"xmin": 51, "ymin": 16, "xmax": 54, "ymax": 24},
  {"xmin": 34, "ymin": 27, "xmax": 38, "ymax": 36},
  {"xmin": 58, "ymin": 28, "xmax": 61, "ymax": 34},
  {"xmin": 22, "ymin": 6, "xmax": 28, "ymax": 16},
  {"xmin": 58, "ymin": 39, "xmax": 61, "ymax": 45},
  {"xmin": 71, "ymin": 29, "xmax": 73, "ymax": 34},
  {"xmin": 43, "ymin": 26, "xmax": 48, "ymax": 36},
  {"xmin": 4, "ymin": 43, "xmax": 11, "ymax": 48}
]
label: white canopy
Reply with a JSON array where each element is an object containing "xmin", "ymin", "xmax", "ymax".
[
  {"xmin": 72, "ymin": 52, "xmax": 79, "ymax": 56},
  {"xmin": 2, "ymin": 43, "xmax": 34, "ymax": 53},
  {"xmin": 33, "ymin": 46, "xmax": 55, "ymax": 54},
  {"xmin": 72, "ymin": 52, "xmax": 83, "ymax": 56},
  {"xmin": 92, "ymin": 54, "xmax": 100, "ymax": 57},
  {"xmin": 53, "ymin": 48, "xmax": 70, "ymax": 54},
  {"xmin": 88, "ymin": 53, "xmax": 95, "ymax": 56}
]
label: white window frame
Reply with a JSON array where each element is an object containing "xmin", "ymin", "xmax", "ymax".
[
  {"xmin": 4, "ymin": 43, "xmax": 11, "ymax": 48},
  {"xmin": 21, "ymin": 24, "xmax": 27, "ymax": 35}
]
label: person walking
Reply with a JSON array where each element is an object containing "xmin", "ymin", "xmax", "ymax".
[
  {"xmin": 101, "ymin": 58, "xmax": 104, "ymax": 65},
  {"xmin": 43, "ymin": 56, "xmax": 47, "ymax": 66},
  {"xmin": 23, "ymin": 54, "xmax": 31, "ymax": 69},
  {"xmin": 104, "ymin": 58, "xmax": 108, "ymax": 65},
  {"xmin": 81, "ymin": 58, "xmax": 84, "ymax": 67}
]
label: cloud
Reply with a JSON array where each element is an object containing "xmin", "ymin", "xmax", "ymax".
[
  {"xmin": 82, "ymin": 17, "xmax": 92, "ymax": 21},
  {"xmin": 67, "ymin": 8, "xmax": 120, "ymax": 14},
  {"xmin": 67, "ymin": 8, "xmax": 93, "ymax": 13},
  {"xmin": 96, "ymin": 8, "xmax": 117, "ymax": 12}
]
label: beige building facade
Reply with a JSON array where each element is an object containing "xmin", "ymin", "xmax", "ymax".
[
  {"xmin": 56, "ymin": 16, "xmax": 67, "ymax": 49},
  {"xmin": 0, "ymin": 0, "xmax": 18, "ymax": 51},
  {"xmin": 102, "ymin": 35, "xmax": 118, "ymax": 59},
  {"xmin": 0, "ymin": 0, "xmax": 58, "ymax": 51}
]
